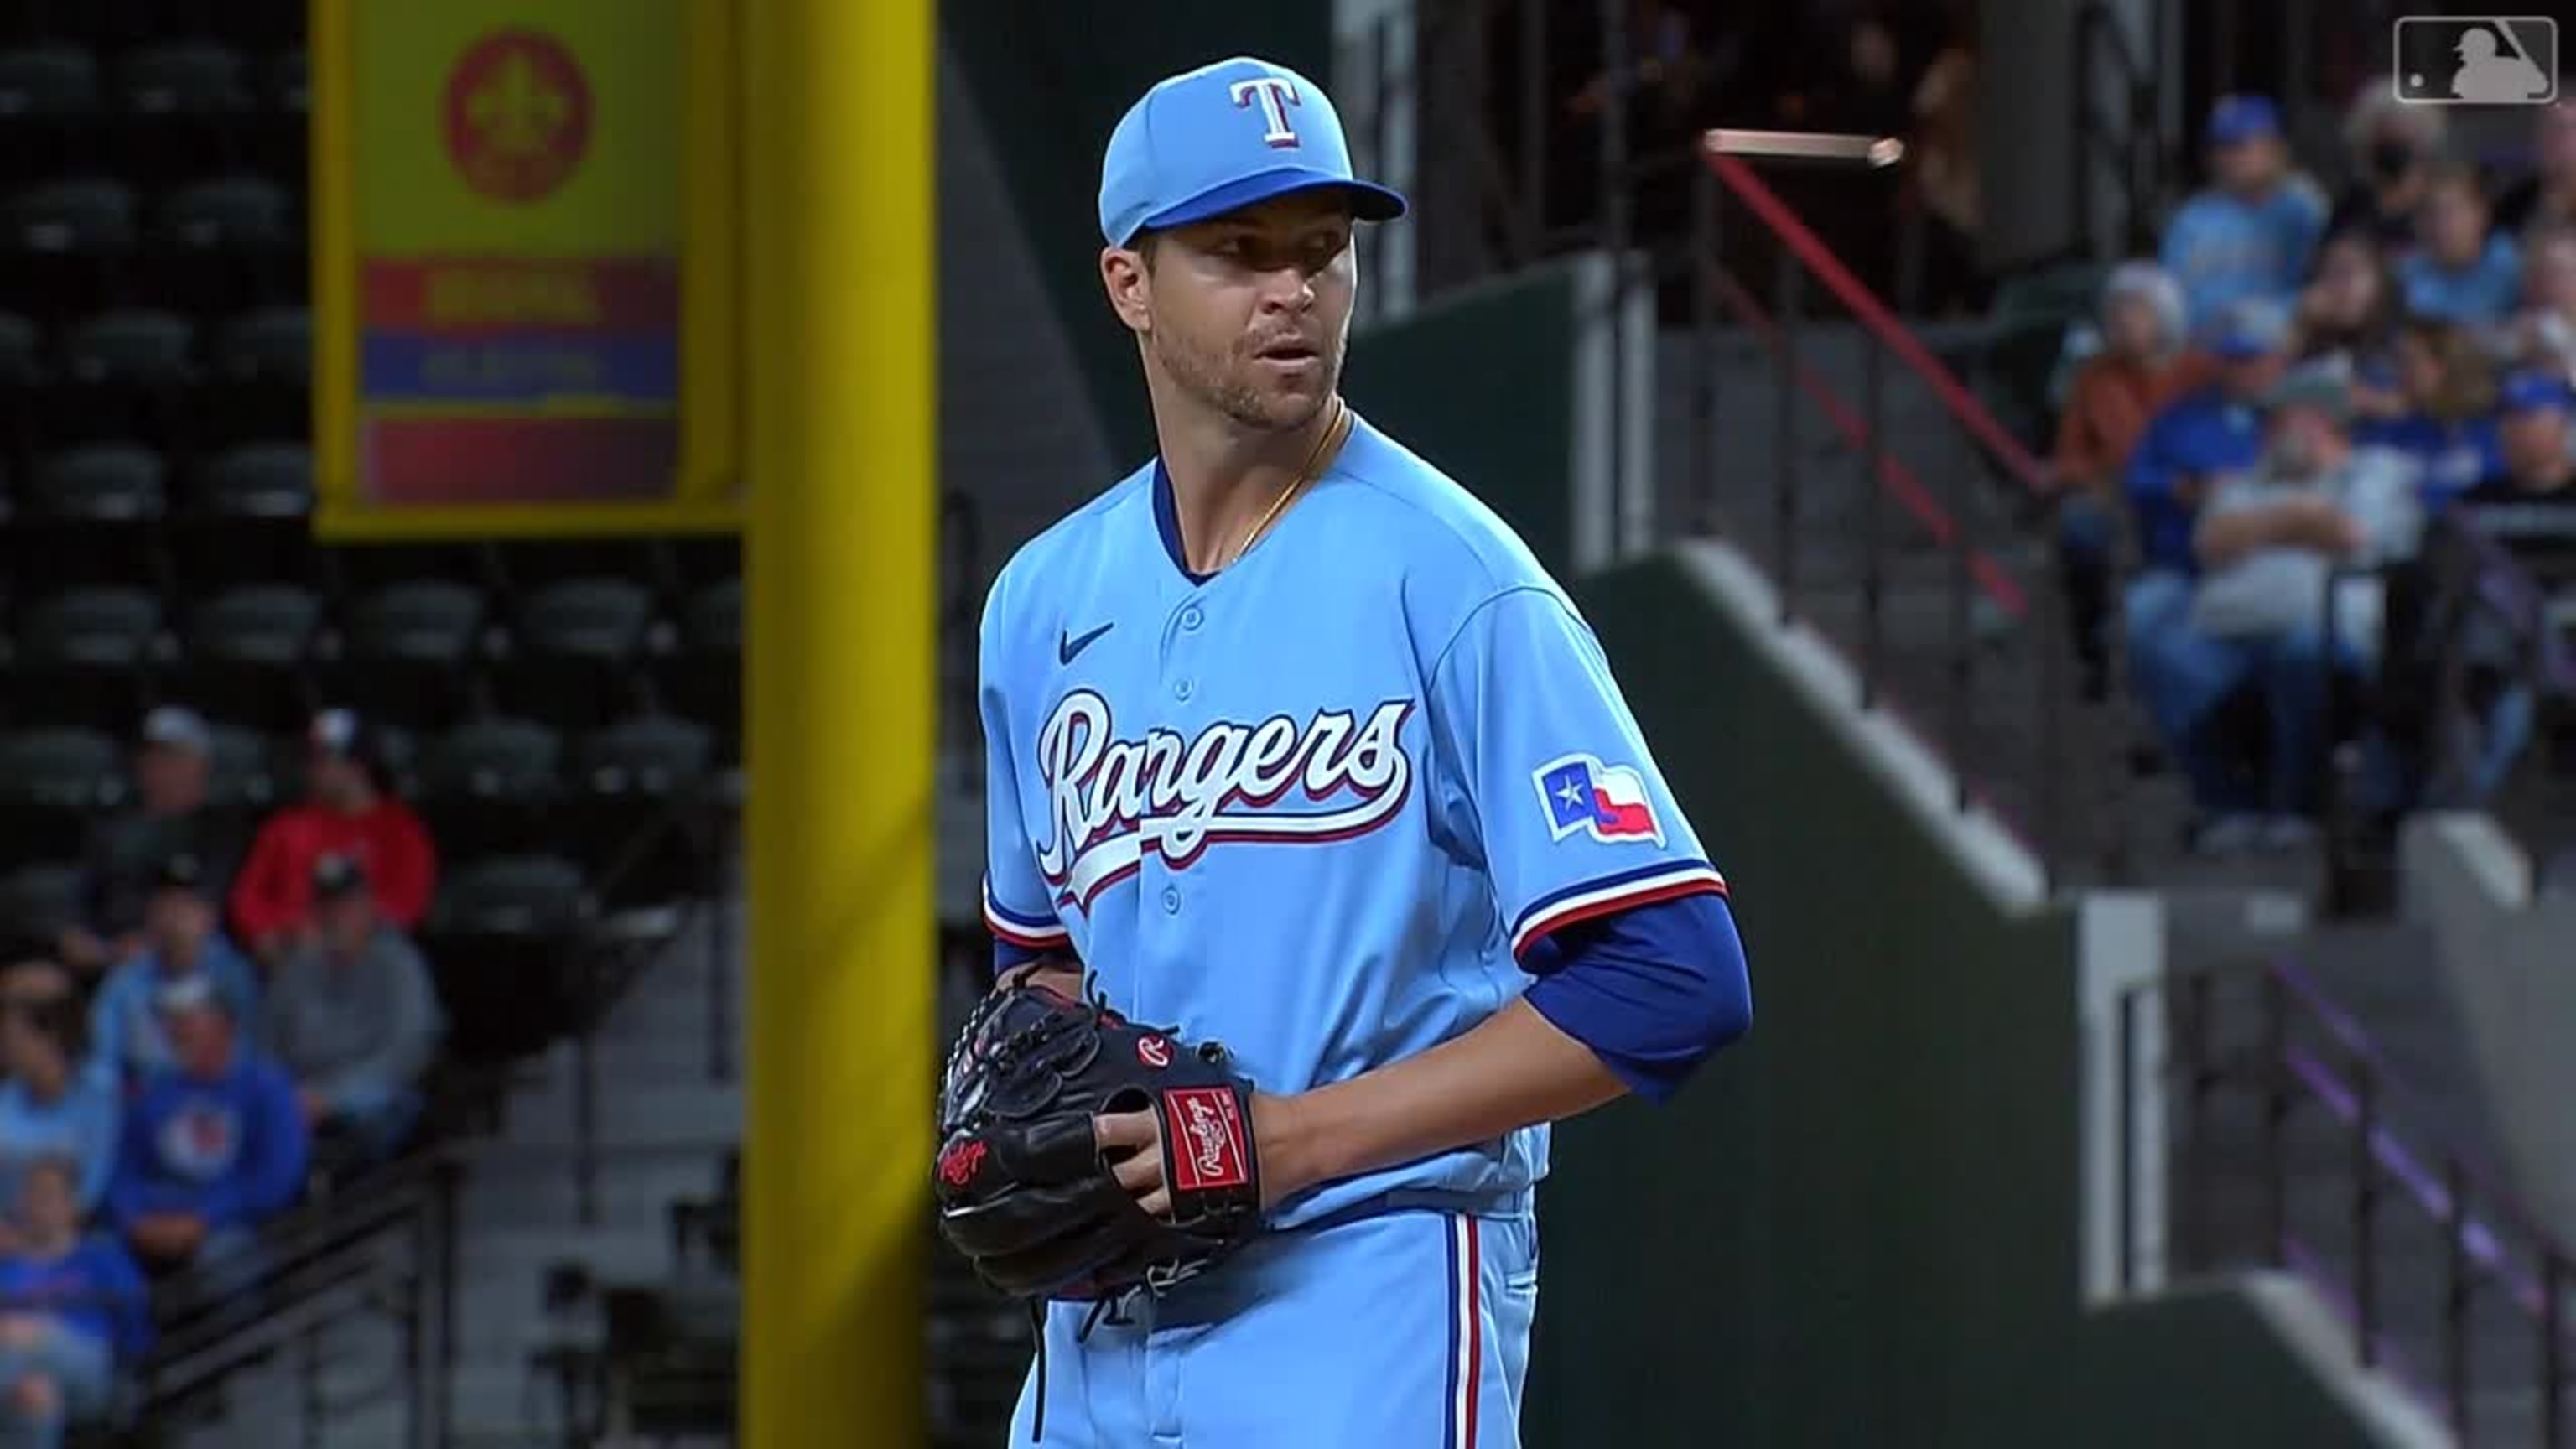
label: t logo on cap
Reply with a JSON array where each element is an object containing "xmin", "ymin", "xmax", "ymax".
[{"xmin": 1230, "ymin": 76, "xmax": 1302, "ymax": 149}]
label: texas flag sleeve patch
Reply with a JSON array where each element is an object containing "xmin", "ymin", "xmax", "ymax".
[{"xmin": 1533, "ymin": 752, "xmax": 1665, "ymax": 847}]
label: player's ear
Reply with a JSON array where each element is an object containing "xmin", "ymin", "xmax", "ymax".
[{"xmin": 1101, "ymin": 245, "xmax": 1153, "ymax": 335}]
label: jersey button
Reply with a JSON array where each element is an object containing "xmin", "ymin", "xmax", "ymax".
[
  {"xmin": 1180, "ymin": 606, "xmax": 1203, "ymax": 631},
  {"xmin": 1161, "ymin": 886, "xmax": 1181, "ymax": 914},
  {"xmin": 1175, "ymin": 678, "xmax": 1195, "ymax": 702}
]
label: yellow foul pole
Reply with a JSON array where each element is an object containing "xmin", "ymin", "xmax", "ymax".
[{"xmin": 741, "ymin": 0, "xmax": 936, "ymax": 1441}]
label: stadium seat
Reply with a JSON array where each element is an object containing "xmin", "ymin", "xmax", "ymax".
[
  {"xmin": 204, "ymin": 303, "xmax": 305, "ymax": 443},
  {"xmin": 171, "ymin": 583, "xmax": 319, "ymax": 730},
  {"xmin": 418, "ymin": 852, "xmax": 593, "ymax": 1065},
  {"xmin": 497, "ymin": 577, "xmax": 659, "ymax": 733},
  {"xmin": 0, "ymin": 44, "xmax": 101, "ymax": 176},
  {"xmin": 201, "ymin": 717, "xmax": 273, "ymax": 811},
  {"xmin": 0, "ymin": 727, "xmax": 122, "ymax": 870},
  {"xmin": 0, "ymin": 310, "xmax": 40, "ymax": 382},
  {"xmin": 267, "ymin": 46, "xmax": 302, "ymax": 112},
  {"xmin": 21, "ymin": 440, "xmax": 165, "ymax": 518},
  {"xmin": 13, "ymin": 443, "xmax": 169, "ymax": 596},
  {"xmin": 3, "ymin": 178, "xmax": 137, "ymax": 320},
  {"xmin": 174, "ymin": 441, "xmax": 309, "ymax": 592},
  {"xmin": 660, "ymin": 579, "xmax": 742, "ymax": 761},
  {"xmin": 567, "ymin": 714, "xmax": 714, "ymax": 911},
  {"xmin": 416, "ymin": 715, "xmax": 564, "ymax": 861},
  {"xmin": 326, "ymin": 579, "xmax": 489, "ymax": 735},
  {"xmin": 115, "ymin": 40, "xmax": 250, "ymax": 115},
  {"xmin": 54, "ymin": 307, "xmax": 194, "ymax": 447},
  {"xmin": 11, "ymin": 585, "xmax": 164, "ymax": 730},
  {"xmin": 155, "ymin": 174, "xmax": 295, "ymax": 309},
  {"xmin": 491, "ymin": 540, "xmax": 678, "ymax": 603},
  {"xmin": 0, "ymin": 860, "xmax": 85, "ymax": 960},
  {"xmin": 113, "ymin": 41, "xmax": 252, "ymax": 186}
]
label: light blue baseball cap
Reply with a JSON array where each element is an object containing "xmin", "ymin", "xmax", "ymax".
[{"xmin": 1098, "ymin": 56, "xmax": 1408, "ymax": 247}]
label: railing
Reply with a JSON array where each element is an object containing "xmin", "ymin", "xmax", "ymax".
[
  {"xmin": 1686, "ymin": 140, "xmax": 2105, "ymax": 885},
  {"xmin": 1346, "ymin": 0, "xmax": 2136, "ymax": 889},
  {"xmin": 140, "ymin": 1150, "xmax": 464, "ymax": 1448},
  {"xmin": 2122, "ymin": 958, "xmax": 2575, "ymax": 1442}
]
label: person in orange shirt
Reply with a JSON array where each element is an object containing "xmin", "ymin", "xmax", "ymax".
[
  {"xmin": 2054, "ymin": 261, "xmax": 2209, "ymax": 698},
  {"xmin": 226, "ymin": 711, "xmax": 438, "ymax": 969}
]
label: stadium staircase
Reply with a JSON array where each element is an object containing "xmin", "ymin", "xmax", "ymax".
[{"xmin": 1651, "ymin": 90, "xmax": 2559, "ymax": 1447}]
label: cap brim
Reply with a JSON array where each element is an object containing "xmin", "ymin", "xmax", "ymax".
[{"xmin": 1132, "ymin": 167, "xmax": 1408, "ymax": 242}]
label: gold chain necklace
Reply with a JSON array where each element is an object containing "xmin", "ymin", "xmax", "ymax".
[{"xmin": 1224, "ymin": 397, "xmax": 1349, "ymax": 570}]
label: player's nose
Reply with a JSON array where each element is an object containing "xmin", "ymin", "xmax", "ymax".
[{"xmin": 1254, "ymin": 263, "xmax": 1315, "ymax": 313}]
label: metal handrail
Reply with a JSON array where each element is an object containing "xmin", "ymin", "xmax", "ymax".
[{"xmin": 2140, "ymin": 958, "xmax": 2576, "ymax": 1441}]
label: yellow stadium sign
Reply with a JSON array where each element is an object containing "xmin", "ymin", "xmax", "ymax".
[{"xmin": 310, "ymin": 0, "xmax": 740, "ymax": 538}]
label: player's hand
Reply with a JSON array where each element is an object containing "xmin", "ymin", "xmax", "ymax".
[{"xmin": 1096, "ymin": 1093, "xmax": 1317, "ymax": 1218}]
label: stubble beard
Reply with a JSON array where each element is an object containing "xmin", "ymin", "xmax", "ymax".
[{"xmin": 1151, "ymin": 324, "xmax": 1339, "ymax": 434}]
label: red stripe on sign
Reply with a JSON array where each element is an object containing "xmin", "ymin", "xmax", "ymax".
[
  {"xmin": 361, "ymin": 257, "xmax": 681, "ymax": 337},
  {"xmin": 363, "ymin": 417, "xmax": 679, "ymax": 505},
  {"xmin": 1161, "ymin": 1087, "xmax": 1249, "ymax": 1192}
]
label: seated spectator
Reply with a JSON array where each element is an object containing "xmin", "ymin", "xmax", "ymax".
[
  {"xmin": 230, "ymin": 709, "xmax": 436, "ymax": 969},
  {"xmin": 58, "ymin": 709, "xmax": 250, "ymax": 980},
  {"xmin": 88, "ymin": 854, "xmax": 260, "ymax": 1091},
  {"xmin": 2325, "ymin": 88, "xmax": 2445, "ymax": 257},
  {"xmin": 105, "ymin": 976, "xmax": 307, "ymax": 1278},
  {"xmin": 2397, "ymin": 164, "xmax": 2522, "ymax": 329},
  {"xmin": 2503, "ymin": 224, "xmax": 2576, "ymax": 378},
  {"xmin": 2355, "ymin": 314, "xmax": 2501, "ymax": 507},
  {"xmin": 0, "ymin": 971, "xmax": 117, "ymax": 1223},
  {"xmin": 262, "ymin": 855, "xmax": 442, "ymax": 1172},
  {"xmin": 2371, "ymin": 372, "xmax": 2576, "ymax": 813},
  {"xmin": 2494, "ymin": 101, "xmax": 2576, "ymax": 241},
  {"xmin": 2161, "ymin": 95, "xmax": 2326, "ymax": 331},
  {"xmin": 0, "ymin": 1158, "xmax": 149, "ymax": 1449},
  {"xmin": 2293, "ymin": 231, "xmax": 2400, "ymax": 371},
  {"xmin": 2177, "ymin": 367, "xmax": 2422, "ymax": 850},
  {"xmin": 2052, "ymin": 262, "xmax": 2201, "ymax": 697},
  {"xmin": 2123, "ymin": 297, "xmax": 2295, "ymax": 631}
]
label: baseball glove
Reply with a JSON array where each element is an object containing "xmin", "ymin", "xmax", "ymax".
[{"xmin": 932, "ymin": 976, "xmax": 1266, "ymax": 1304}]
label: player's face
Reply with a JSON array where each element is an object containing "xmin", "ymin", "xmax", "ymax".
[{"xmin": 1116, "ymin": 193, "xmax": 1357, "ymax": 432}]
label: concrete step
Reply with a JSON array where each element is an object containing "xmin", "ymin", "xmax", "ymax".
[
  {"xmin": 499, "ymin": 1078, "xmax": 743, "ymax": 1149},
  {"xmin": 457, "ymin": 1150, "xmax": 730, "ymax": 1237}
]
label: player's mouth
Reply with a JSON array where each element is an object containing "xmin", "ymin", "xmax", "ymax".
[{"xmin": 1253, "ymin": 339, "xmax": 1323, "ymax": 377}]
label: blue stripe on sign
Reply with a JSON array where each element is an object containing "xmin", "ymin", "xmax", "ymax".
[
  {"xmin": 360, "ymin": 332, "xmax": 680, "ymax": 403},
  {"xmin": 1443, "ymin": 1215, "xmax": 1462, "ymax": 1448}
]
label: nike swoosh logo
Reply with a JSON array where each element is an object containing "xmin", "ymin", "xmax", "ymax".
[{"xmin": 1058, "ymin": 621, "xmax": 1114, "ymax": 666}]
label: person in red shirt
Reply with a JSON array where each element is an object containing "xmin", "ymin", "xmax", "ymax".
[{"xmin": 228, "ymin": 711, "xmax": 437, "ymax": 966}]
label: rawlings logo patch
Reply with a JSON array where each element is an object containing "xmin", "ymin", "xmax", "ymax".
[
  {"xmin": 937, "ymin": 1139, "xmax": 989, "ymax": 1190},
  {"xmin": 1136, "ymin": 1036, "xmax": 1172, "ymax": 1069},
  {"xmin": 1163, "ymin": 1088, "xmax": 1249, "ymax": 1192}
]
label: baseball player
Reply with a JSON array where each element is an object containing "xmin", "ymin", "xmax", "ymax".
[{"xmin": 972, "ymin": 55, "xmax": 1753, "ymax": 1446}]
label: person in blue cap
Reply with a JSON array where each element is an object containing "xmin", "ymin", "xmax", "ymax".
[
  {"xmin": 2160, "ymin": 94, "xmax": 2328, "ymax": 332},
  {"xmin": 967, "ymin": 55, "xmax": 1752, "ymax": 1448}
]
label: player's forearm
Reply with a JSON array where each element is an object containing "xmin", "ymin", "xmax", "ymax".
[{"xmin": 1263, "ymin": 999, "xmax": 1624, "ymax": 1200}]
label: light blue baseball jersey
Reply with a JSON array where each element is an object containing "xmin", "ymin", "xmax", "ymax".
[{"xmin": 979, "ymin": 413, "xmax": 1727, "ymax": 1230}]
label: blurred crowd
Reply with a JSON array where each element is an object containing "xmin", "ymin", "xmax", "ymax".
[
  {"xmin": 0, "ymin": 705, "xmax": 444, "ymax": 1443},
  {"xmin": 2048, "ymin": 93, "xmax": 2576, "ymax": 856}
]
